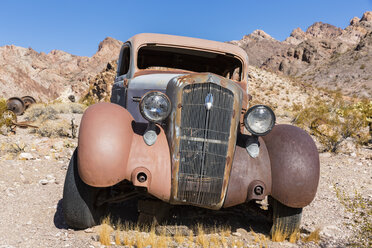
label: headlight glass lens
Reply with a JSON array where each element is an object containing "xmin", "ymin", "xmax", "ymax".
[
  {"xmin": 244, "ymin": 105, "xmax": 275, "ymax": 136},
  {"xmin": 139, "ymin": 91, "xmax": 171, "ymax": 122}
]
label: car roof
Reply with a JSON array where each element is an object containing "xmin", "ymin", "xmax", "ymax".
[{"xmin": 128, "ymin": 33, "xmax": 249, "ymax": 64}]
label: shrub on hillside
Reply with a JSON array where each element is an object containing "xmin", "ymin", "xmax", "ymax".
[
  {"xmin": 292, "ymin": 94, "xmax": 371, "ymax": 152},
  {"xmin": 24, "ymin": 102, "xmax": 85, "ymax": 138},
  {"xmin": 24, "ymin": 102, "xmax": 86, "ymax": 122}
]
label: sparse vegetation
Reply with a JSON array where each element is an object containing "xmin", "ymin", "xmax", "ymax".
[
  {"xmin": 302, "ymin": 227, "xmax": 321, "ymax": 244},
  {"xmin": 334, "ymin": 186, "xmax": 372, "ymax": 248},
  {"xmin": 292, "ymin": 93, "xmax": 372, "ymax": 152},
  {"xmin": 0, "ymin": 98, "xmax": 16, "ymax": 133},
  {"xmin": 99, "ymin": 215, "xmax": 113, "ymax": 246},
  {"xmin": 22, "ymin": 102, "xmax": 86, "ymax": 138}
]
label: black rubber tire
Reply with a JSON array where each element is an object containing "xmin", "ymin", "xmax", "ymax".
[
  {"xmin": 62, "ymin": 149, "xmax": 106, "ymax": 229},
  {"xmin": 270, "ymin": 197, "xmax": 302, "ymax": 238}
]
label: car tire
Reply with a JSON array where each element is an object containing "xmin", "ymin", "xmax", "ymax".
[
  {"xmin": 62, "ymin": 149, "xmax": 106, "ymax": 229},
  {"xmin": 269, "ymin": 197, "xmax": 302, "ymax": 239}
]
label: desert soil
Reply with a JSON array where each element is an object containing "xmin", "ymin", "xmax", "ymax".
[{"xmin": 0, "ymin": 113, "xmax": 371, "ymax": 248}]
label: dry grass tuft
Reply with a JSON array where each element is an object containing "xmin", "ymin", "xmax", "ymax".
[
  {"xmin": 271, "ymin": 228, "xmax": 288, "ymax": 242},
  {"xmin": 187, "ymin": 229, "xmax": 194, "ymax": 247},
  {"xmin": 196, "ymin": 224, "xmax": 209, "ymax": 248},
  {"xmin": 156, "ymin": 226, "xmax": 170, "ymax": 248},
  {"xmin": 174, "ymin": 226, "xmax": 186, "ymax": 245},
  {"xmin": 114, "ymin": 220, "xmax": 123, "ymax": 245},
  {"xmin": 250, "ymin": 228, "xmax": 269, "ymax": 247},
  {"xmin": 302, "ymin": 227, "xmax": 321, "ymax": 243},
  {"xmin": 135, "ymin": 232, "xmax": 145, "ymax": 248},
  {"xmin": 220, "ymin": 226, "xmax": 231, "ymax": 248},
  {"xmin": 289, "ymin": 230, "xmax": 300, "ymax": 243},
  {"xmin": 147, "ymin": 224, "xmax": 157, "ymax": 247},
  {"xmin": 209, "ymin": 233, "xmax": 220, "ymax": 247},
  {"xmin": 99, "ymin": 216, "xmax": 113, "ymax": 246}
]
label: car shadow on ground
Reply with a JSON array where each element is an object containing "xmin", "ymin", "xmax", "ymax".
[
  {"xmin": 107, "ymin": 199, "xmax": 272, "ymax": 235},
  {"xmin": 54, "ymin": 197, "xmax": 272, "ymax": 236}
]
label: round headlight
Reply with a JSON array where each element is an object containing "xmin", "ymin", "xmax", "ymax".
[
  {"xmin": 244, "ymin": 105, "xmax": 275, "ymax": 136},
  {"xmin": 139, "ymin": 91, "xmax": 171, "ymax": 123}
]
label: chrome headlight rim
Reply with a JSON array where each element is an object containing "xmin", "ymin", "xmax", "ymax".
[
  {"xmin": 244, "ymin": 105, "xmax": 276, "ymax": 136},
  {"xmin": 139, "ymin": 91, "xmax": 172, "ymax": 123}
]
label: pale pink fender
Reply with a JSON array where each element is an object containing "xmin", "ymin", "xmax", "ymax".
[{"xmin": 77, "ymin": 102, "xmax": 171, "ymax": 202}]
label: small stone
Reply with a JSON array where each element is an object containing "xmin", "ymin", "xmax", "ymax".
[
  {"xmin": 6, "ymin": 187, "xmax": 15, "ymax": 196},
  {"xmin": 53, "ymin": 141, "xmax": 64, "ymax": 151},
  {"xmin": 320, "ymin": 152, "xmax": 332, "ymax": 158},
  {"xmin": 232, "ymin": 232, "xmax": 242, "ymax": 237},
  {"xmin": 47, "ymin": 174, "xmax": 56, "ymax": 183},
  {"xmin": 26, "ymin": 220, "xmax": 32, "ymax": 225},
  {"xmin": 320, "ymin": 225, "xmax": 341, "ymax": 238},
  {"xmin": 20, "ymin": 175, "xmax": 26, "ymax": 182},
  {"xmin": 91, "ymin": 235, "xmax": 99, "ymax": 241},
  {"xmin": 84, "ymin": 228, "xmax": 94, "ymax": 233},
  {"xmin": 350, "ymin": 152, "xmax": 357, "ymax": 157},
  {"xmin": 19, "ymin": 153, "xmax": 33, "ymax": 160},
  {"xmin": 44, "ymin": 156, "xmax": 51, "ymax": 160},
  {"xmin": 39, "ymin": 179, "xmax": 49, "ymax": 185}
]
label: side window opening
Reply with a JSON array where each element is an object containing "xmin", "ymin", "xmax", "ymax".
[{"xmin": 118, "ymin": 45, "xmax": 130, "ymax": 76}]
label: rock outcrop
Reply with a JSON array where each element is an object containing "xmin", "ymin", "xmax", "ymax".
[
  {"xmin": 81, "ymin": 60, "xmax": 117, "ymax": 104},
  {"xmin": 0, "ymin": 37, "xmax": 123, "ymax": 102},
  {"xmin": 229, "ymin": 30, "xmax": 291, "ymax": 67},
  {"xmin": 233, "ymin": 11, "xmax": 372, "ymax": 98}
]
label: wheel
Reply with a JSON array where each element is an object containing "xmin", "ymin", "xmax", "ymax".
[
  {"xmin": 6, "ymin": 97, "xmax": 25, "ymax": 115},
  {"xmin": 21, "ymin": 96, "xmax": 36, "ymax": 110},
  {"xmin": 62, "ymin": 149, "xmax": 106, "ymax": 229},
  {"xmin": 269, "ymin": 197, "xmax": 302, "ymax": 241}
]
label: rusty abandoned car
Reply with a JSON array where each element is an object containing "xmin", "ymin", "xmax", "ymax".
[{"xmin": 62, "ymin": 33, "xmax": 320, "ymax": 236}]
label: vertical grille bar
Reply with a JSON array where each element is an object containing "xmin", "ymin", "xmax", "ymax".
[{"xmin": 177, "ymin": 83, "xmax": 234, "ymax": 206}]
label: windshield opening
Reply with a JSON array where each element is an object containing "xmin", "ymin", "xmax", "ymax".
[{"xmin": 137, "ymin": 45, "xmax": 243, "ymax": 81}]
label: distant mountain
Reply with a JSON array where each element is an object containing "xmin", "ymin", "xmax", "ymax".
[
  {"xmin": 0, "ymin": 37, "xmax": 122, "ymax": 101},
  {"xmin": 233, "ymin": 11, "xmax": 372, "ymax": 98},
  {"xmin": 1, "ymin": 12, "xmax": 371, "ymax": 102}
]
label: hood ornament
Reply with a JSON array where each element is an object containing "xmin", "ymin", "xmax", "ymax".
[{"xmin": 205, "ymin": 93, "xmax": 213, "ymax": 110}]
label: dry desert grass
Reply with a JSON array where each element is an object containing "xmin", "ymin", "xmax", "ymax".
[{"xmin": 96, "ymin": 215, "xmax": 326, "ymax": 247}]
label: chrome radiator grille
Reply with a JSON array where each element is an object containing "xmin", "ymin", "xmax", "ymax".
[{"xmin": 177, "ymin": 83, "xmax": 234, "ymax": 206}]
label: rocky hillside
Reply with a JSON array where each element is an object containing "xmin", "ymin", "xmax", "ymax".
[
  {"xmin": 233, "ymin": 11, "xmax": 372, "ymax": 98},
  {"xmin": 0, "ymin": 37, "xmax": 122, "ymax": 101}
]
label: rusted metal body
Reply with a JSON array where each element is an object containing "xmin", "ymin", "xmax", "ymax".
[
  {"xmin": 6, "ymin": 97, "xmax": 25, "ymax": 115},
  {"xmin": 166, "ymin": 73, "xmax": 243, "ymax": 209},
  {"xmin": 6, "ymin": 96, "xmax": 36, "ymax": 115},
  {"xmin": 78, "ymin": 102, "xmax": 171, "ymax": 201},
  {"xmin": 76, "ymin": 33, "xmax": 319, "ymax": 212},
  {"xmin": 262, "ymin": 124, "xmax": 320, "ymax": 208}
]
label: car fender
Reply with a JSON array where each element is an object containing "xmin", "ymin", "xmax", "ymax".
[
  {"xmin": 262, "ymin": 124, "xmax": 320, "ymax": 208},
  {"xmin": 77, "ymin": 102, "xmax": 171, "ymax": 202}
]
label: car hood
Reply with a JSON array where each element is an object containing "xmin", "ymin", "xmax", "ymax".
[{"xmin": 128, "ymin": 73, "xmax": 186, "ymax": 91}]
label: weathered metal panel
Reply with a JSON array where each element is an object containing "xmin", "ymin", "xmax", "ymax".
[
  {"xmin": 177, "ymin": 83, "xmax": 234, "ymax": 206},
  {"xmin": 262, "ymin": 124, "xmax": 320, "ymax": 208},
  {"xmin": 166, "ymin": 73, "xmax": 243, "ymax": 209}
]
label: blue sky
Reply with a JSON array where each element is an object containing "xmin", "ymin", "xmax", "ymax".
[{"xmin": 0, "ymin": 0, "xmax": 371, "ymax": 57}]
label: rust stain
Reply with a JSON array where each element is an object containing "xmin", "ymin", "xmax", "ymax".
[{"xmin": 167, "ymin": 73, "xmax": 244, "ymax": 210}]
